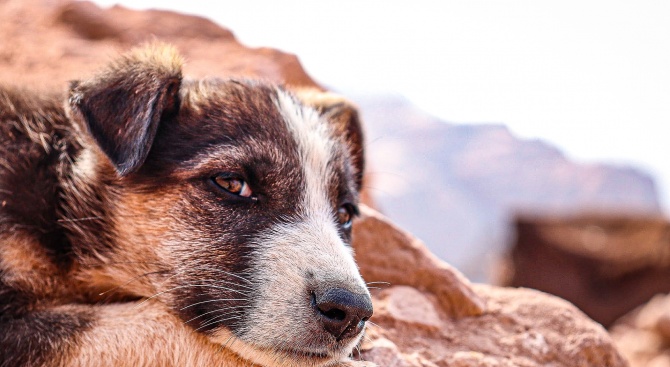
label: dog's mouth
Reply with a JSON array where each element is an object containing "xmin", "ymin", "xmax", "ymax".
[
  {"xmin": 269, "ymin": 347, "xmax": 333, "ymax": 361},
  {"xmin": 248, "ymin": 344, "xmax": 348, "ymax": 367},
  {"xmin": 210, "ymin": 328, "xmax": 355, "ymax": 367}
]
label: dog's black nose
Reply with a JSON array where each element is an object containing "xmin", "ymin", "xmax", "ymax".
[{"xmin": 315, "ymin": 288, "xmax": 373, "ymax": 340}]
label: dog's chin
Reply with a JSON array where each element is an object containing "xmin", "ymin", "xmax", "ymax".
[{"xmin": 209, "ymin": 328, "xmax": 361, "ymax": 367}]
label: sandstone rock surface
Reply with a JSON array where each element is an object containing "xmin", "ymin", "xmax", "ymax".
[
  {"xmin": 0, "ymin": 1, "xmax": 628, "ymax": 366},
  {"xmin": 353, "ymin": 206, "xmax": 626, "ymax": 367}
]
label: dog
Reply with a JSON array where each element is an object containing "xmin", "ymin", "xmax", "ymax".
[{"xmin": 0, "ymin": 43, "xmax": 372, "ymax": 367}]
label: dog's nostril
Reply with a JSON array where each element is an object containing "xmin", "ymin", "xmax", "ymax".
[
  {"xmin": 322, "ymin": 308, "xmax": 346, "ymax": 321},
  {"xmin": 315, "ymin": 288, "xmax": 373, "ymax": 340}
]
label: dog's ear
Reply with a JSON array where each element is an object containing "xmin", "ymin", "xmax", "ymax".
[
  {"xmin": 68, "ymin": 43, "xmax": 183, "ymax": 176},
  {"xmin": 295, "ymin": 89, "xmax": 366, "ymax": 190}
]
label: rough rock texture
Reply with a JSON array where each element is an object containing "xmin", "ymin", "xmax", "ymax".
[
  {"xmin": 354, "ymin": 206, "xmax": 626, "ymax": 367},
  {"xmin": 503, "ymin": 214, "xmax": 670, "ymax": 327},
  {"xmin": 610, "ymin": 293, "xmax": 670, "ymax": 367},
  {"xmin": 0, "ymin": 1, "xmax": 627, "ymax": 366}
]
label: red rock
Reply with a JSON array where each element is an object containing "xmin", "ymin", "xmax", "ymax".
[
  {"xmin": 378, "ymin": 286, "xmax": 444, "ymax": 330},
  {"xmin": 353, "ymin": 207, "xmax": 626, "ymax": 367}
]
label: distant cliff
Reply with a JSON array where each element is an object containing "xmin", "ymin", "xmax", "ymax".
[{"xmin": 355, "ymin": 94, "xmax": 661, "ymax": 281}]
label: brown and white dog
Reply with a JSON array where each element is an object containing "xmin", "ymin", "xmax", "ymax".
[{"xmin": 0, "ymin": 44, "xmax": 372, "ymax": 367}]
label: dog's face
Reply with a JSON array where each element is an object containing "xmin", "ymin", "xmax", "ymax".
[{"xmin": 66, "ymin": 45, "xmax": 370, "ymax": 366}]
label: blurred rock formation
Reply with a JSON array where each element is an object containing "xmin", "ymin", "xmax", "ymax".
[
  {"xmin": 354, "ymin": 95, "xmax": 660, "ymax": 282},
  {"xmin": 503, "ymin": 214, "xmax": 670, "ymax": 327}
]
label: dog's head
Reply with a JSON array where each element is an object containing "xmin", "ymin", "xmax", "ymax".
[{"xmin": 66, "ymin": 44, "xmax": 370, "ymax": 366}]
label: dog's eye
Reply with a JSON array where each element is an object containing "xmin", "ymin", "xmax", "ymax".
[
  {"xmin": 337, "ymin": 204, "xmax": 357, "ymax": 229},
  {"xmin": 212, "ymin": 175, "xmax": 253, "ymax": 198}
]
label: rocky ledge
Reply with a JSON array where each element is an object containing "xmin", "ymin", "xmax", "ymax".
[{"xmin": 354, "ymin": 206, "xmax": 625, "ymax": 366}]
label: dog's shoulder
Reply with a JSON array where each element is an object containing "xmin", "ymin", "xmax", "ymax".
[{"xmin": 0, "ymin": 85, "xmax": 82, "ymax": 297}]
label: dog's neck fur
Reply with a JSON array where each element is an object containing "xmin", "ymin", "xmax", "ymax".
[
  {"xmin": 60, "ymin": 144, "xmax": 118, "ymax": 259},
  {"xmin": 0, "ymin": 88, "xmax": 108, "ymax": 301}
]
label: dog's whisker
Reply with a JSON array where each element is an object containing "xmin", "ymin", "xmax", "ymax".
[
  {"xmin": 153, "ymin": 267, "xmax": 197, "ymax": 289},
  {"xmin": 151, "ymin": 266, "xmax": 249, "ymax": 294},
  {"xmin": 174, "ymin": 281, "xmax": 252, "ymax": 295},
  {"xmin": 208, "ymin": 269, "xmax": 253, "ymax": 284},
  {"xmin": 98, "ymin": 270, "xmax": 168, "ymax": 296},
  {"xmin": 186, "ymin": 281, "xmax": 255, "ymax": 294},
  {"xmin": 360, "ymin": 334, "xmax": 374, "ymax": 346},
  {"xmin": 353, "ymin": 345, "xmax": 362, "ymax": 360},
  {"xmin": 179, "ymin": 278, "xmax": 254, "ymax": 293},
  {"xmin": 179, "ymin": 298, "xmax": 248, "ymax": 310},
  {"xmin": 365, "ymin": 321, "xmax": 384, "ymax": 331},
  {"xmin": 134, "ymin": 282, "xmax": 249, "ymax": 310},
  {"xmin": 366, "ymin": 281, "xmax": 390, "ymax": 292},
  {"xmin": 182, "ymin": 267, "xmax": 256, "ymax": 289},
  {"xmin": 194, "ymin": 315, "xmax": 242, "ymax": 331},
  {"xmin": 173, "ymin": 283, "xmax": 251, "ymax": 296},
  {"xmin": 183, "ymin": 306, "xmax": 254, "ymax": 325},
  {"xmin": 196, "ymin": 309, "xmax": 246, "ymax": 324},
  {"xmin": 173, "ymin": 263, "xmax": 255, "ymax": 287},
  {"xmin": 220, "ymin": 333, "xmax": 237, "ymax": 354},
  {"xmin": 195, "ymin": 313, "xmax": 246, "ymax": 332}
]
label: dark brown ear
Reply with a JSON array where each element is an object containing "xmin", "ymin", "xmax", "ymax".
[
  {"xmin": 68, "ymin": 43, "xmax": 183, "ymax": 176},
  {"xmin": 295, "ymin": 89, "xmax": 366, "ymax": 190}
]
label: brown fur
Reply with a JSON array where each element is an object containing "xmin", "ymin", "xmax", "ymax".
[
  {"xmin": 0, "ymin": 43, "xmax": 368, "ymax": 367},
  {"xmin": 57, "ymin": 301, "xmax": 249, "ymax": 367}
]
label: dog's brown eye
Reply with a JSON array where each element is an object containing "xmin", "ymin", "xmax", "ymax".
[
  {"xmin": 337, "ymin": 204, "xmax": 357, "ymax": 229},
  {"xmin": 213, "ymin": 175, "xmax": 253, "ymax": 198}
]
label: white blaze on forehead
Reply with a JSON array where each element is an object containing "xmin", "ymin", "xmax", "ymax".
[{"xmin": 274, "ymin": 90, "xmax": 336, "ymax": 217}]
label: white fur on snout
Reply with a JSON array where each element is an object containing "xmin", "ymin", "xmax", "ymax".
[
  {"xmin": 210, "ymin": 90, "xmax": 368, "ymax": 367},
  {"xmin": 242, "ymin": 214, "xmax": 367, "ymax": 343}
]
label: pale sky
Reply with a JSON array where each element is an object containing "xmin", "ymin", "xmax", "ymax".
[{"xmin": 94, "ymin": 0, "xmax": 670, "ymax": 214}]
